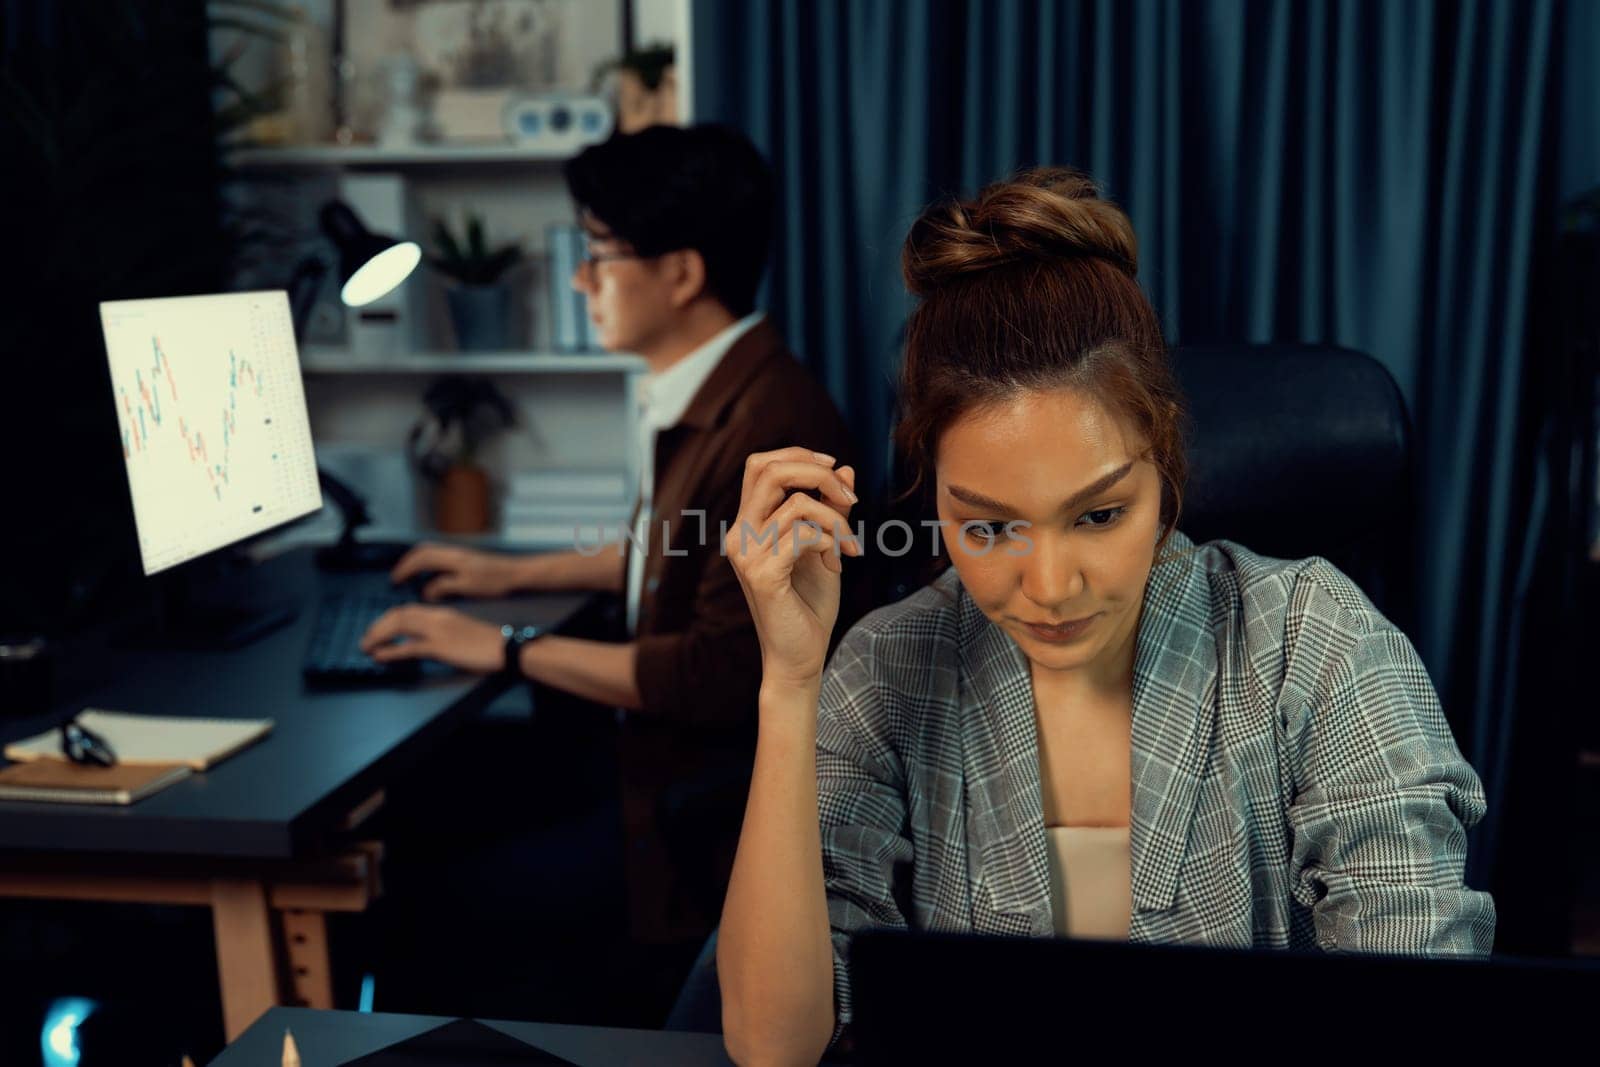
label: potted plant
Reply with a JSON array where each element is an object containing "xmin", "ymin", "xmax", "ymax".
[
  {"xmin": 430, "ymin": 212, "xmax": 523, "ymax": 351},
  {"xmin": 594, "ymin": 42, "xmax": 679, "ymax": 134},
  {"xmin": 408, "ymin": 376, "xmax": 516, "ymax": 534}
]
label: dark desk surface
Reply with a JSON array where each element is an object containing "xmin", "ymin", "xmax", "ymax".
[
  {"xmin": 0, "ymin": 548, "xmax": 589, "ymax": 859},
  {"xmin": 211, "ymin": 1007, "xmax": 733, "ymax": 1066}
]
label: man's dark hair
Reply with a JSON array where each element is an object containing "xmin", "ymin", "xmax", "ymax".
[{"xmin": 563, "ymin": 123, "xmax": 775, "ymax": 316}]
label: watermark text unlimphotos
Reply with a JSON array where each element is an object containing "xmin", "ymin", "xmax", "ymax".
[{"xmin": 569, "ymin": 510, "xmax": 1037, "ymax": 558}]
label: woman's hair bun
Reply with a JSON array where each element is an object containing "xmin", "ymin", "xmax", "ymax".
[{"xmin": 901, "ymin": 166, "xmax": 1139, "ymax": 296}]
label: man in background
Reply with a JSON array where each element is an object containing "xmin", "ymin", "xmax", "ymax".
[{"xmin": 362, "ymin": 124, "xmax": 863, "ymax": 957}]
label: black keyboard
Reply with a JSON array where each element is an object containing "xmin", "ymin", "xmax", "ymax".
[{"xmin": 303, "ymin": 592, "xmax": 422, "ymax": 686}]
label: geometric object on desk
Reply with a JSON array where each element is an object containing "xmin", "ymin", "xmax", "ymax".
[
  {"xmin": 98, "ymin": 290, "xmax": 323, "ymax": 576},
  {"xmin": 342, "ymin": 1018, "xmax": 577, "ymax": 1065}
]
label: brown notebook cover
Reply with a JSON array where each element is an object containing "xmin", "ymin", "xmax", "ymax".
[{"xmin": 0, "ymin": 760, "xmax": 191, "ymax": 805}]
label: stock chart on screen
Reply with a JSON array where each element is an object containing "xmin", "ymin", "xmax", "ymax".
[{"xmin": 99, "ymin": 291, "xmax": 322, "ymax": 575}]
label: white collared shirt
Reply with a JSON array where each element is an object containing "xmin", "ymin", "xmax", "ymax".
[{"xmin": 626, "ymin": 311, "xmax": 765, "ymax": 634}]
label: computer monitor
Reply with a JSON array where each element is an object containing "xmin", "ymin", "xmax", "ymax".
[
  {"xmin": 99, "ymin": 291, "xmax": 323, "ymax": 646},
  {"xmin": 848, "ymin": 929, "xmax": 1600, "ymax": 1061},
  {"xmin": 99, "ymin": 290, "xmax": 322, "ymax": 575}
]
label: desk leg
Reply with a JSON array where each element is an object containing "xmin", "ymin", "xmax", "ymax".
[
  {"xmin": 281, "ymin": 908, "xmax": 334, "ymax": 1009},
  {"xmin": 211, "ymin": 878, "xmax": 280, "ymax": 1041}
]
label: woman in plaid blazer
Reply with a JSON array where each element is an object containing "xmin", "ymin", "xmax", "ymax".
[{"xmin": 715, "ymin": 168, "xmax": 1495, "ymax": 1065}]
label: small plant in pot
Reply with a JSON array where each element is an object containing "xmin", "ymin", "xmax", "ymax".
[
  {"xmin": 430, "ymin": 213, "xmax": 523, "ymax": 351},
  {"xmin": 408, "ymin": 376, "xmax": 516, "ymax": 534}
]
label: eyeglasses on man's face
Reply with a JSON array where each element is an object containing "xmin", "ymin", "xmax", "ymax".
[{"xmin": 579, "ymin": 229, "xmax": 648, "ymax": 271}]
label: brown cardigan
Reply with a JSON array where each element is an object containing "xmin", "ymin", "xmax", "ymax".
[{"xmin": 620, "ymin": 318, "xmax": 861, "ymax": 943}]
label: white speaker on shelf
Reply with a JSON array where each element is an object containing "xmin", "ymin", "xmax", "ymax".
[{"xmin": 504, "ymin": 94, "xmax": 613, "ymax": 155}]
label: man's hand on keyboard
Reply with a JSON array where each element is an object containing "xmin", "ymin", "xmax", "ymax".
[
  {"xmin": 390, "ymin": 542, "xmax": 525, "ymax": 601},
  {"xmin": 359, "ymin": 603, "xmax": 504, "ymax": 674}
]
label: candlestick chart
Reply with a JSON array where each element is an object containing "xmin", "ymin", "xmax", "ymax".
[{"xmin": 99, "ymin": 292, "xmax": 321, "ymax": 574}]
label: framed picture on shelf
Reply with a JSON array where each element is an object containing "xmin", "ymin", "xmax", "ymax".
[{"xmin": 338, "ymin": 0, "xmax": 625, "ymax": 145}]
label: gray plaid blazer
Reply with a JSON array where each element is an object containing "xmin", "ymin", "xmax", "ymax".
[{"xmin": 817, "ymin": 529, "xmax": 1495, "ymax": 1042}]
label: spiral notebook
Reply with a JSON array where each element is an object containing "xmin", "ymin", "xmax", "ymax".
[
  {"xmin": 3, "ymin": 709, "xmax": 273, "ymax": 771},
  {"xmin": 0, "ymin": 760, "xmax": 191, "ymax": 805}
]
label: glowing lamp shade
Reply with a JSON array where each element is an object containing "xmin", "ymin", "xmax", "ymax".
[
  {"xmin": 318, "ymin": 201, "xmax": 421, "ymax": 307},
  {"xmin": 340, "ymin": 241, "xmax": 422, "ymax": 306}
]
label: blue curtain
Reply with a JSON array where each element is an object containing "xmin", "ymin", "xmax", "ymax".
[{"xmin": 694, "ymin": 0, "xmax": 1594, "ymax": 918}]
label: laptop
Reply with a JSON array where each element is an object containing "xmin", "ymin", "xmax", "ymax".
[{"xmin": 849, "ymin": 929, "xmax": 1600, "ymax": 1061}]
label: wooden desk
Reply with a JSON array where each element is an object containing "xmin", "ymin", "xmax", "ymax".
[
  {"xmin": 212, "ymin": 1006, "xmax": 733, "ymax": 1066},
  {"xmin": 0, "ymin": 548, "xmax": 589, "ymax": 1041}
]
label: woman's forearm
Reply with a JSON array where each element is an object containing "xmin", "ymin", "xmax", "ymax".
[{"xmin": 718, "ymin": 680, "xmax": 837, "ymax": 1065}]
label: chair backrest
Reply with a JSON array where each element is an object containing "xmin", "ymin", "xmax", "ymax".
[
  {"xmin": 1170, "ymin": 343, "xmax": 1414, "ymax": 628},
  {"xmin": 871, "ymin": 343, "xmax": 1416, "ymax": 629}
]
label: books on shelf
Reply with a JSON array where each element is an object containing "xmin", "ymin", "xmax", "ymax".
[
  {"xmin": 501, "ymin": 466, "xmax": 634, "ymax": 547},
  {"xmin": 546, "ymin": 224, "xmax": 602, "ymax": 352},
  {"xmin": 506, "ymin": 469, "xmax": 629, "ymax": 501}
]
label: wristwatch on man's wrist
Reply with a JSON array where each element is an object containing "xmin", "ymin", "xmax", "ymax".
[{"xmin": 501, "ymin": 623, "xmax": 545, "ymax": 679}]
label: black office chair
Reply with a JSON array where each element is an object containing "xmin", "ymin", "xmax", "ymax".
[
  {"xmin": 664, "ymin": 343, "xmax": 1416, "ymax": 1033},
  {"xmin": 1170, "ymin": 343, "xmax": 1415, "ymax": 631}
]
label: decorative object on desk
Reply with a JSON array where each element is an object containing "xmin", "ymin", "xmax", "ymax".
[
  {"xmin": 431, "ymin": 212, "xmax": 524, "ymax": 351},
  {"xmin": 503, "ymin": 93, "xmax": 612, "ymax": 152},
  {"xmin": 5, "ymin": 709, "xmax": 274, "ymax": 770},
  {"xmin": 546, "ymin": 224, "xmax": 601, "ymax": 352},
  {"xmin": 595, "ymin": 42, "xmax": 679, "ymax": 134},
  {"xmin": 342, "ymin": 1018, "xmax": 577, "ymax": 1065},
  {"xmin": 409, "ymin": 376, "xmax": 517, "ymax": 533},
  {"xmin": 0, "ymin": 635, "xmax": 53, "ymax": 718}
]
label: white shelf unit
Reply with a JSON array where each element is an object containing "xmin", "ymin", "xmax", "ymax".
[
  {"xmin": 227, "ymin": 143, "xmax": 575, "ymax": 170},
  {"xmin": 219, "ymin": 0, "xmax": 689, "ymax": 548},
  {"xmin": 252, "ymin": 358, "xmax": 646, "ymax": 558},
  {"xmin": 299, "ymin": 346, "xmax": 646, "ymax": 375}
]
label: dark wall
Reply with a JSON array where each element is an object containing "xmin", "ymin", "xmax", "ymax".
[{"xmin": 0, "ymin": 1, "xmax": 228, "ymax": 635}]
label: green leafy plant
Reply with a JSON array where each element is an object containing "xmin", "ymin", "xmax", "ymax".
[
  {"xmin": 408, "ymin": 376, "xmax": 517, "ymax": 477},
  {"xmin": 430, "ymin": 213, "xmax": 523, "ymax": 286},
  {"xmin": 592, "ymin": 42, "xmax": 676, "ymax": 92}
]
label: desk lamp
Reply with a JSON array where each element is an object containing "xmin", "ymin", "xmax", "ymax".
[
  {"xmin": 284, "ymin": 201, "xmax": 423, "ymax": 572},
  {"xmin": 288, "ymin": 199, "xmax": 421, "ymax": 340}
]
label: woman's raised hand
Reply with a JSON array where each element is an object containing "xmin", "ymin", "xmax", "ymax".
[{"xmin": 724, "ymin": 447, "xmax": 861, "ymax": 688}]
